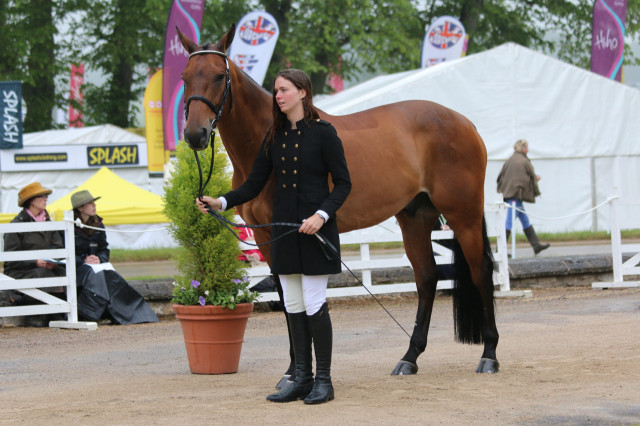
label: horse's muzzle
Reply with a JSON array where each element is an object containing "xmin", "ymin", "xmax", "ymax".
[{"xmin": 183, "ymin": 127, "xmax": 210, "ymax": 151}]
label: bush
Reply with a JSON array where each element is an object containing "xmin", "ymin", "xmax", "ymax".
[{"xmin": 162, "ymin": 139, "xmax": 257, "ymax": 307}]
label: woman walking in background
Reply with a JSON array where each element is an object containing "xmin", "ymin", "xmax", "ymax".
[{"xmin": 497, "ymin": 138, "xmax": 550, "ymax": 255}]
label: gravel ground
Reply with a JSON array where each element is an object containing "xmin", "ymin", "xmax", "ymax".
[{"xmin": 1, "ymin": 286, "xmax": 639, "ymax": 425}]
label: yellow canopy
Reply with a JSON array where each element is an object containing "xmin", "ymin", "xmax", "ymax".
[{"xmin": 45, "ymin": 167, "xmax": 169, "ymax": 225}]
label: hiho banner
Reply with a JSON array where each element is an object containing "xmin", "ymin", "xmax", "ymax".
[
  {"xmin": 162, "ymin": 0, "xmax": 205, "ymax": 151},
  {"xmin": 0, "ymin": 81, "xmax": 23, "ymax": 150},
  {"xmin": 421, "ymin": 16, "xmax": 466, "ymax": 68},
  {"xmin": 228, "ymin": 11, "xmax": 279, "ymax": 86},
  {"xmin": 591, "ymin": 0, "xmax": 627, "ymax": 81},
  {"xmin": 144, "ymin": 69, "xmax": 167, "ymax": 174},
  {"xmin": 69, "ymin": 63, "xmax": 84, "ymax": 128}
]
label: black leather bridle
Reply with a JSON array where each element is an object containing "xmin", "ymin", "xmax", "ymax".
[{"xmin": 183, "ymin": 49, "xmax": 233, "ymax": 137}]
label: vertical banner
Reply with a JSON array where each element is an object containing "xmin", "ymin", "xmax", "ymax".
[
  {"xmin": 591, "ymin": 0, "xmax": 627, "ymax": 81},
  {"xmin": 69, "ymin": 63, "xmax": 84, "ymax": 128},
  {"xmin": 228, "ymin": 11, "xmax": 279, "ymax": 86},
  {"xmin": 421, "ymin": 16, "xmax": 466, "ymax": 68},
  {"xmin": 0, "ymin": 81, "xmax": 23, "ymax": 150},
  {"xmin": 162, "ymin": 0, "xmax": 205, "ymax": 151},
  {"xmin": 145, "ymin": 69, "xmax": 166, "ymax": 174}
]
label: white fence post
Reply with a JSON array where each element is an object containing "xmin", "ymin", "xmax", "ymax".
[
  {"xmin": 592, "ymin": 187, "xmax": 640, "ymax": 289},
  {"xmin": 510, "ymin": 200, "xmax": 517, "ymax": 259},
  {"xmin": 253, "ymin": 204, "xmax": 528, "ymax": 302},
  {"xmin": 0, "ymin": 211, "xmax": 97, "ymax": 329}
]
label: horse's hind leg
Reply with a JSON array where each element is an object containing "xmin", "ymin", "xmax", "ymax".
[
  {"xmin": 447, "ymin": 216, "xmax": 500, "ymax": 373},
  {"xmin": 391, "ymin": 194, "xmax": 440, "ymax": 375}
]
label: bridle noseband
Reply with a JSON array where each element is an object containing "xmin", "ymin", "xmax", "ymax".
[{"xmin": 184, "ymin": 49, "xmax": 233, "ymax": 136}]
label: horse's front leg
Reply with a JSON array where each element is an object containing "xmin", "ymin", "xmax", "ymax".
[{"xmin": 391, "ymin": 212, "xmax": 439, "ymax": 375}]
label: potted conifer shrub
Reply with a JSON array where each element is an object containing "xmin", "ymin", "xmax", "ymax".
[{"xmin": 163, "ymin": 140, "xmax": 259, "ymax": 374}]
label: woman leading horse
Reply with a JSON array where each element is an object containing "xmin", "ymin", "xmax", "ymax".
[
  {"xmin": 197, "ymin": 69, "xmax": 350, "ymax": 404},
  {"xmin": 179, "ymin": 24, "xmax": 499, "ymax": 389}
]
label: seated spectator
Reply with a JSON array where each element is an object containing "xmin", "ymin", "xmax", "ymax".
[
  {"xmin": 72, "ymin": 190, "xmax": 158, "ymax": 325},
  {"xmin": 3, "ymin": 183, "xmax": 66, "ymax": 312}
]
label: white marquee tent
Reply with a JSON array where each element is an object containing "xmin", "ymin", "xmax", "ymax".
[
  {"xmin": 0, "ymin": 124, "xmax": 173, "ymax": 248},
  {"xmin": 317, "ymin": 42, "xmax": 640, "ymax": 233}
]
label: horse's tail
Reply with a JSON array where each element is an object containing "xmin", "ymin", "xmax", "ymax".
[{"xmin": 452, "ymin": 217, "xmax": 495, "ymax": 344}]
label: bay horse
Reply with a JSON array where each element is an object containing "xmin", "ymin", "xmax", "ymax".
[{"xmin": 178, "ymin": 25, "xmax": 499, "ymax": 378}]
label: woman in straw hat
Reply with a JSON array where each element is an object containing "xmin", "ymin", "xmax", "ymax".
[
  {"xmin": 71, "ymin": 190, "xmax": 158, "ymax": 325},
  {"xmin": 3, "ymin": 182, "xmax": 66, "ymax": 281},
  {"xmin": 3, "ymin": 183, "xmax": 66, "ymax": 324}
]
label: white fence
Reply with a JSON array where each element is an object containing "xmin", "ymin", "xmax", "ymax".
[
  {"xmin": 0, "ymin": 211, "xmax": 97, "ymax": 329},
  {"xmin": 252, "ymin": 201, "xmax": 518, "ymax": 302},
  {"xmin": 593, "ymin": 188, "xmax": 640, "ymax": 289}
]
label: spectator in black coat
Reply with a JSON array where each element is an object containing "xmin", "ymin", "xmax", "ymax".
[{"xmin": 72, "ymin": 190, "xmax": 158, "ymax": 325}]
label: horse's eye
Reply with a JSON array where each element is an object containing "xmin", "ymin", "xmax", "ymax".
[{"xmin": 215, "ymin": 74, "xmax": 225, "ymax": 83}]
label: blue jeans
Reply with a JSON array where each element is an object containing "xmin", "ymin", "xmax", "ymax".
[{"xmin": 505, "ymin": 198, "xmax": 531, "ymax": 231}]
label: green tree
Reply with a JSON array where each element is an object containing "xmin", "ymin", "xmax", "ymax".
[
  {"xmin": 163, "ymin": 139, "xmax": 251, "ymax": 306},
  {"xmin": 260, "ymin": 0, "xmax": 423, "ymax": 93},
  {"xmin": 65, "ymin": 0, "xmax": 171, "ymax": 127},
  {"xmin": 421, "ymin": 0, "xmax": 640, "ymax": 69},
  {"xmin": 0, "ymin": 0, "xmax": 67, "ymax": 132}
]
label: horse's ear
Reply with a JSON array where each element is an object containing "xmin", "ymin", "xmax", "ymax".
[
  {"xmin": 176, "ymin": 27, "xmax": 197, "ymax": 54},
  {"xmin": 217, "ymin": 23, "xmax": 236, "ymax": 53}
]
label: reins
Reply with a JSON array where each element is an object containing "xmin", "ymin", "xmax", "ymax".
[
  {"xmin": 192, "ymin": 144, "xmax": 410, "ymax": 338},
  {"xmin": 185, "ymin": 48, "xmax": 410, "ymax": 338}
]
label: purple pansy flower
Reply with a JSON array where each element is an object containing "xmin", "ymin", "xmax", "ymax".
[
  {"xmin": 198, "ymin": 296, "xmax": 206, "ymax": 306},
  {"xmin": 191, "ymin": 280, "xmax": 200, "ymax": 288}
]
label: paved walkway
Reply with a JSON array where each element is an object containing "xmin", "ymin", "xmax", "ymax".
[{"xmin": 112, "ymin": 239, "xmax": 627, "ymax": 280}]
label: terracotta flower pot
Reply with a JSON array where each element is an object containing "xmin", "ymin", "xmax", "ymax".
[{"xmin": 173, "ymin": 303, "xmax": 254, "ymax": 374}]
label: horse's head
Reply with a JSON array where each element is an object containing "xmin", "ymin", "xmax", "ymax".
[{"xmin": 178, "ymin": 25, "xmax": 235, "ymax": 151}]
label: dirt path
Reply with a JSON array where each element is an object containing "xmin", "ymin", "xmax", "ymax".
[{"xmin": 1, "ymin": 287, "xmax": 639, "ymax": 425}]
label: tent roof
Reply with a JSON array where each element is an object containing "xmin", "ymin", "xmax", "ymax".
[
  {"xmin": 24, "ymin": 124, "xmax": 145, "ymax": 146},
  {"xmin": 47, "ymin": 167, "xmax": 168, "ymax": 225},
  {"xmin": 316, "ymin": 43, "xmax": 640, "ymax": 160}
]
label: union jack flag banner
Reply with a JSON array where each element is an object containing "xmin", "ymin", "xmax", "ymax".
[
  {"xmin": 421, "ymin": 16, "xmax": 467, "ymax": 68},
  {"xmin": 228, "ymin": 11, "xmax": 280, "ymax": 86}
]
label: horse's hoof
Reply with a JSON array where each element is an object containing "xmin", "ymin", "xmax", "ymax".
[
  {"xmin": 391, "ymin": 360, "xmax": 418, "ymax": 375},
  {"xmin": 476, "ymin": 358, "xmax": 499, "ymax": 373},
  {"xmin": 275, "ymin": 374, "xmax": 291, "ymax": 389}
]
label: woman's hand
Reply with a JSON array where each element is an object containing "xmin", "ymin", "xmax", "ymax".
[
  {"xmin": 299, "ymin": 213, "xmax": 325, "ymax": 235},
  {"xmin": 36, "ymin": 259, "xmax": 56, "ymax": 269},
  {"xmin": 195, "ymin": 196, "xmax": 221, "ymax": 215},
  {"xmin": 84, "ymin": 255, "xmax": 100, "ymax": 265}
]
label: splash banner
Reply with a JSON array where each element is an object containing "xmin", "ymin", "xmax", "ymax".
[
  {"xmin": 228, "ymin": 11, "xmax": 279, "ymax": 86},
  {"xmin": 162, "ymin": 0, "xmax": 205, "ymax": 151},
  {"xmin": 69, "ymin": 63, "xmax": 84, "ymax": 128},
  {"xmin": 0, "ymin": 81, "xmax": 23, "ymax": 149},
  {"xmin": 421, "ymin": 16, "xmax": 466, "ymax": 68},
  {"xmin": 591, "ymin": 0, "xmax": 627, "ymax": 81}
]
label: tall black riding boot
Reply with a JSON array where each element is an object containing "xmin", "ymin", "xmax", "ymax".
[
  {"xmin": 266, "ymin": 312, "xmax": 314, "ymax": 402},
  {"xmin": 524, "ymin": 226, "xmax": 550, "ymax": 255},
  {"xmin": 304, "ymin": 303, "xmax": 335, "ymax": 404}
]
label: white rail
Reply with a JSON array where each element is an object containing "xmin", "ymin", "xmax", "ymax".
[
  {"xmin": 253, "ymin": 201, "xmax": 517, "ymax": 302},
  {"xmin": 0, "ymin": 211, "xmax": 97, "ymax": 329},
  {"xmin": 592, "ymin": 187, "xmax": 640, "ymax": 289}
]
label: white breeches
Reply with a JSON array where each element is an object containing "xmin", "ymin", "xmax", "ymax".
[{"xmin": 279, "ymin": 274, "xmax": 329, "ymax": 315}]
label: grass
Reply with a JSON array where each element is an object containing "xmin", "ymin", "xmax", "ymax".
[
  {"xmin": 110, "ymin": 247, "xmax": 187, "ymax": 263},
  {"xmin": 110, "ymin": 229, "xmax": 640, "ymax": 263}
]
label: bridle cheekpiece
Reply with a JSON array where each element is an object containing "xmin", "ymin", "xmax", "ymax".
[{"xmin": 184, "ymin": 49, "xmax": 233, "ymax": 135}]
